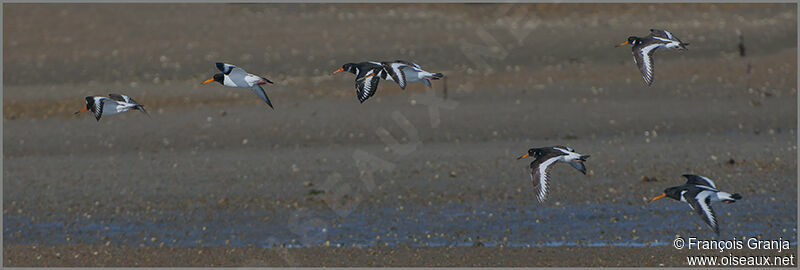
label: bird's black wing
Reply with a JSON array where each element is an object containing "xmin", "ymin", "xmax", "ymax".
[
  {"xmin": 108, "ymin": 94, "xmax": 127, "ymax": 102},
  {"xmin": 682, "ymin": 174, "xmax": 718, "ymax": 190},
  {"xmin": 382, "ymin": 61, "xmax": 408, "ymax": 89},
  {"xmin": 355, "ymin": 68, "xmax": 382, "ymax": 103},
  {"xmin": 216, "ymin": 62, "xmax": 238, "ymax": 75},
  {"xmin": 685, "ymin": 189, "xmax": 720, "ymax": 234},
  {"xmin": 529, "ymin": 152, "xmax": 563, "ymax": 202},
  {"xmin": 92, "ymin": 97, "xmax": 107, "ymax": 121},
  {"xmin": 250, "ymin": 84, "xmax": 274, "ymax": 109},
  {"xmin": 632, "ymin": 43, "xmax": 660, "ymax": 86}
]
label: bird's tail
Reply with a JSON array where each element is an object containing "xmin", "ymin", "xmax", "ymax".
[
  {"xmin": 719, "ymin": 192, "xmax": 742, "ymax": 203},
  {"xmin": 430, "ymin": 73, "xmax": 444, "ymax": 80}
]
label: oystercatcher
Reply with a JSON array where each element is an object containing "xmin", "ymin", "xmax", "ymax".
[
  {"xmin": 616, "ymin": 29, "xmax": 689, "ymax": 86},
  {"xmin": 202, "ymin": 62, "xmax": 275, "ymax": 109},
  {"xmin": 333, "ymin": 60, "xmax": 443, "ymax": 103},
  {"xmin": 649, "ymin": 174, "xmax": 742, "ymax": 235},
  {"xmin": 380, "ymin": 60, "xmax": 444, "ymax": 89},
  {"xmin": 517, "ymin": 146, "xmax": 590, "ymax": 202},
  {"xmin": 75, "ymin": 94, "xmax": 150, "ymax": 121},
  {"xmin": 333, "ymin": 62, "xmax": 385, "ymax": 103}
]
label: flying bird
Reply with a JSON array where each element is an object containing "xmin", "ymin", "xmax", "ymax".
[
  {"xmin": 202, "ymin": 62, "xmax": 275, "ymax": 109},
  {"xmin": 333, "ymin": 60, "xmax": 443, "ymax": 103},
  {"xmin": 649, "ymin": 174, "xmax": 742, "ymax": 235},
  {"xmin": 380, "ymin": 60, "xmax": 444, "ymax": 89},
  {"xmin": 517, "ymin": 146, "xmax": 590, "ymax": 202},
  {"xmin": 333, "ymin": 62, "xmax": 385, "ymax": 103},
  {"xmin": 75, "ymin": 94, "xmax": 149, "ymax": 121},
  {"xmin": 616, "ymin": 29, "xmax": 689, "ymax": 86}
]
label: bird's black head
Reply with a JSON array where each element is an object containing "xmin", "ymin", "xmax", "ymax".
[
  {"xmin": 517, "ymin": 148, "xmax": 542, "ymax": 160},
  {"xmin": 202, "ymin": 73, "xmax": 224, "ymax": 85},
  {"xmin": 75, "ymin": 96, "xmax": 94, "ymax": 115},
  {"xmin": 333, "ymin": 63, "xmax": 357, "ymax": 75},
  {"xmin": 616, "ymin": 36, "xmax": 640, "ymax": 47},
  {"xmin": 663, "ymin": 186, "xmax": 684, "ymax": 200},
  {"xmin": 84, "ymin": 96, "xmax": 94, "ymax": 110},
  {"xmin": 649, "ymin": 186, "xmax": 683, "ymax": 203}
]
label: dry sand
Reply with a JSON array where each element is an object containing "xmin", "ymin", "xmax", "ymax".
[{"xmin": 3, "ymin": 3, "xmax": 797, "ymax": 267}]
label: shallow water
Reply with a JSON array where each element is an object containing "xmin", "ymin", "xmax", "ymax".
[{"xmin": 4, "ymin": 194, "xmax": 796, "ymax": 248}]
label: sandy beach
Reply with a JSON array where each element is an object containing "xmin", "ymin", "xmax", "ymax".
[{"xmin": 3, "ymin": 244, "xmax": 796, "ymax": 267}]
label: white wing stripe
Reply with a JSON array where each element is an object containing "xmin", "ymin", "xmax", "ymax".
[
  {"xmin": 696, "ymin": 191, "xmax": 717, "ymax": 228},
  {"xmin": 390, "ymin": 63, "xmax": 407, "ymax": 88},
  {"xmin": 536, "ymin": 157, "xmax": 560, "ymax": 202},
  {"xmin": 553, "ymin": 147, "xmax": 571, "ymax": 154},
  {"xmin": 698, "ymin": 176, "xmax": 717, "ymax": 189},
  {"xmin": 652, "ymin": 36, "xmax": 673, "ymax": 42},
  {"xmin": 638, "ymin": 43, "xmax": 660, "ymax": 81}
]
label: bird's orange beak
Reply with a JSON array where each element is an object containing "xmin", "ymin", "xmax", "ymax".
[
  {"xmin": 202, "ymin": 78, "xmax": 215, "ymax": 84},
  {"xmin": 649, "ymin": 193, "xmax": 666, "ymax": 203},
  {"xmin": 615, "ymin": 40, "xmax": 630, "ymax": 47},
  {"xmin": 74, "ymin": 107, "xmax": 87, "ymax": 115},
  {"xmin": 332, "ymin": 68, "xmax": 344, "ymax": 74},
  {"xmin": 517, "ymin": 153, "xmax": 529, "ymax": 160}
]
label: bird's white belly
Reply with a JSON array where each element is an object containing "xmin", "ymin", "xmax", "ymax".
[
  {"xmin": 403, "ymin": 70, "xmax": 425, "ymax": 82},
  {"xmin": 103, "ymin": 103, "xmax": 125, "ymax": 115},
  {"xmin": 709, "ymin": 192, "xmax": 735, "ymax": 201},
  {"xmin": 664, "ymin": 41, "xmax": 681, "ymax": 49},
  {"xmin": 243, "ymin": 74, "xmax": 264, "ymax": 86},
  {"xmin": 223, "ymin": 76, "xmax": 252, "ymax": 88},
  {"xmin": 383, "ymin": 73, "xmax": 418, "ymax": 82}
]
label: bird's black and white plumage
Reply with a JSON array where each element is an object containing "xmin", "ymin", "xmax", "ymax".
[
  {"xmin": 333, "ymin": 60, "xmax": 444, "ymax": 103},
  {"xmin": 649, "ymin": 174, "xmax": 742, "ymax": 235},
  {"xmin": 616, "ymin": 29, "xmax": 689, "ymax": 86},
  {"xmin": 517, "ymin": 146, "xmax": 590, "ymax": 202},
  {"xmin": 333, "ymin": 62, "xmax": 384, "ymax": 103},
  {"xmin": 380, "ymin": 60, "xmax": 444, "ymax": 89},
  {"xmin": 202, "ymin": 62, "xmax": 275, "ymax": 109},
  {"xmin": 75, "ymin": 94, "xmax": 149, "ymax": 121}
]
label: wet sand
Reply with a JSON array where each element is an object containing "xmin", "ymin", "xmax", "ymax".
[
  {"xmin": 3, "ymin": 3, "xmax": 798, "ymax": 267},
  {"xmin": 4, "ymin": 244, "xmax": 797, "ymax": 267}
]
